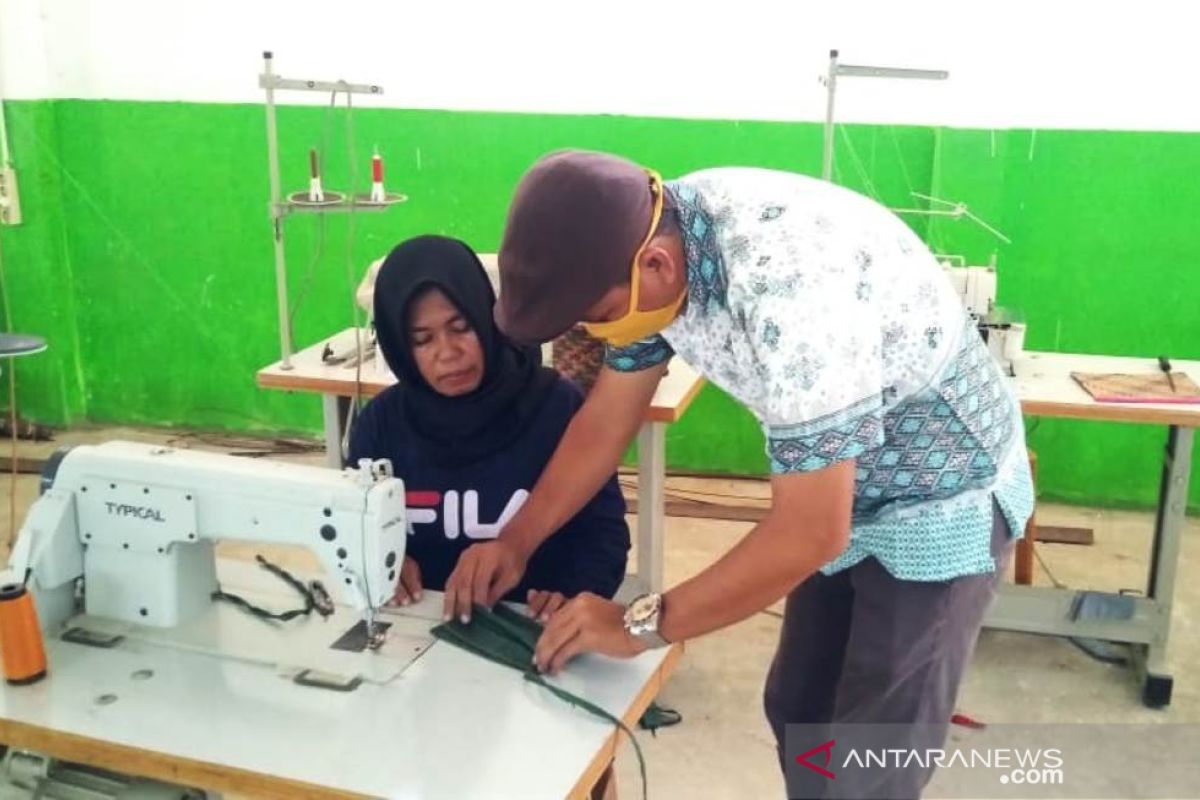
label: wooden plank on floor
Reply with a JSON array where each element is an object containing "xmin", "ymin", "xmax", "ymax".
[
  {"xmin": 621, "ymin": 491, "xmax": 769, "ymax": 523},
  {"xmin": 1034, "ymin": 525, "xmax": 1095, "ymax": 545},
  {"xmin": 1, "ymin": 456, "xmax": 48, "ymax": 475},
  {"xmin": 621, "ymin": 482, "xmax": 1098, "ymax": 540}
]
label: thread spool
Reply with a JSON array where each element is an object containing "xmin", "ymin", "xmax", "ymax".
[{"xmin": 0, "ymin": 583, "xmax": 47, "ymax": 685}]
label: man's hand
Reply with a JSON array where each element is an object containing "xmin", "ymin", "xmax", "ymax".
[
  {"xmin": 527, "ymin": 589, "xmax": 567, "ymax": 622},
  {"xmin": 391, "ymin": 556, "xmax": 423, "ymax": 606},
  {"xmin": 442, "ymin": 539, "xmax": 529, "ymax": 622},
  {"xmin": 533, "ymin": 593, "xmax": 645, "ymax": 675}
]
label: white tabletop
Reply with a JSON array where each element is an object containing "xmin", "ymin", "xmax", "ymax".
[
  {"xmin": 0, "ymin": 559, "xmax": 680, "ymax": 799},
  {"xmin": 1014, "ymin": 351, "xmax": 1200, "ymax": 426}
]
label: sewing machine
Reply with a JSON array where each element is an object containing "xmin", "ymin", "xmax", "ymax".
[
  {"xmin": 942, "ymin": 263, "xmax": 1026, "ymax": 376},
  {"xmin": 8, "ymin": 441, "xmax": 407, "ymax": 645},
  {"xmin": 0, "ymin": 441, "xmax": 418, "ymax": 797}
]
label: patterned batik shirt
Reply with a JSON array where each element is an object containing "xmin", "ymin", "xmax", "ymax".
[{"xmin": 607, "ymin": 167, "xmax": 1033, "ymax": 581}]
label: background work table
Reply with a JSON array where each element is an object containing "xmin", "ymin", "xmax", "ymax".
[{"xmin": 997, "ymin": 350, "xmax": 1199, "ymax": 707}]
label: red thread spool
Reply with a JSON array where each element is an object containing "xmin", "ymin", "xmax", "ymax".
[{"xmin": 0, "ymin": 583, "xmax": 47, "ymax": 685}]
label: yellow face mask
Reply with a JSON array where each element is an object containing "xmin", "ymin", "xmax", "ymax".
[{"xmin": 582, "ymin": 171, "xmax": 687, "ymax": 348}]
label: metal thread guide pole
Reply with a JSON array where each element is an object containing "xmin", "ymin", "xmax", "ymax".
[
  {"xmin": 820, "ymin": 49, "xmax": 949, "ymax": 182},
  {"xmin": 258, "ymin": 52, "xmax": 386, "ymax": 370},
  {"xmin": 262, "ymin": 52, "xmax": 292, "ymax": 369}
]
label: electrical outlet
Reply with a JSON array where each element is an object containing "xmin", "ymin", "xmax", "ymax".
[{"xmin": 0, "ymin": 166, "xmax": 21, "ymax": 225}]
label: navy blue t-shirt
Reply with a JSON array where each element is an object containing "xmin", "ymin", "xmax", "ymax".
[{"xmin": 347, "ymin": 376, "xmax": 630, "ymax": 601}]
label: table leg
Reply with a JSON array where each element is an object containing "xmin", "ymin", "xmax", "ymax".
[
  {"xmin": 1014, "ymin": 449, "xmax": 1038, "ymax": 585},
  {"xmin": 635, "ymin": 422, "xmax": 666, "ymax": 594},
  {"xmin": 321, "ymin": 394, "xmax": 350, "ymax": 468},
  {"xmin": 984, "ymin": 426, "xmax": 1193, "ymax": 708},
  {"xmin": 1135, "ymin": 425, "xmax": 1193, "ymax": 708},
  {"xmin": 588, "ymin": 761, "xmax": 616, "ymax": 800}
]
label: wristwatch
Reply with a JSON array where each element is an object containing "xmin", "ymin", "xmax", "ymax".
[{"xmin": 624, "ymin": 592, "xmax": 670, "ymax": 649}]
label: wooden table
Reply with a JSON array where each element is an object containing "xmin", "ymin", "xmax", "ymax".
[
  {"xmin": 257, "ymin": 327, "xmax": 705, "ymax": 597},
  {"xmin": 0, "ymin": 558, "xmax": 682, "ymax": 799},
  {"xmin": 990, "ymin": 350, "xmax": 1200, "ymax": 707}
]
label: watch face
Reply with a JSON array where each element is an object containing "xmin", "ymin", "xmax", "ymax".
[{"xmin": 628, "ymin": 593, "xmax": 661, "ymax": 624}]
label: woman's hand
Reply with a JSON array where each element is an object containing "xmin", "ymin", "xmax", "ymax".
[
  {"xmin": 526, "ymin": 589, "xmax": 567, "ymax": 622},
  {"xmin": 391, "ymin": 557, "xmax": 423, "ymax": 606}
]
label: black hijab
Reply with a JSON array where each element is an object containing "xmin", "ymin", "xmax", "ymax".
[{"xmin": 373, "ymin": 235, "xmax": 559, "ymax": 468}]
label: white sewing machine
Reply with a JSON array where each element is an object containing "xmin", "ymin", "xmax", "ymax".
[
  {"xmin": 8, "ymin": 441, "xmax": 407, "ymax": 644},
  {"xmin": 0, "ymin": 441, "xmax": 421, "ymax": 798},
  {"xmin": 942, "ymin": 263, "xmax": 1026, "ymax": 376}
]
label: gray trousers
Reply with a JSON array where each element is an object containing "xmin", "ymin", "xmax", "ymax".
[{"xmin": 763, "ymin": 502, "xmax": 1013, "ymax": 799}]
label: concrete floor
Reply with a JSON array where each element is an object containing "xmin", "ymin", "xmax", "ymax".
[{"xmin": 3, "ymin": 427, "xmax": 1198, "ymax": 799}]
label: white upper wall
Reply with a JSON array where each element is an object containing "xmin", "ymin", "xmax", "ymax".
[{"xmin": 1, "ymin": 0, "xmax": 1197, "ymax": 132}]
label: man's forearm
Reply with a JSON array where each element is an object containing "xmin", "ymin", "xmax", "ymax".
[{"xmin": 658, "ymin": 514, "xmax": 846, "ymax": 644}]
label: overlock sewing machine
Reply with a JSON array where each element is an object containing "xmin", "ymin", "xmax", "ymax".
[{"xmin": 941, "ymin": 262, "xmax": 1026, "ymax": 376}]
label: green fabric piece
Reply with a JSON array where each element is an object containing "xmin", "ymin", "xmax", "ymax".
[
  {"xmin": 432, "ymin": 603, "xmax": 540, "ymax": 672},
  {"xmin": 431, "ymin": 604, "xmax": 648, "ymax": 800},
  {"xmin": 638, "ymin": 702, "xmax": 682, "ymax": 733}
]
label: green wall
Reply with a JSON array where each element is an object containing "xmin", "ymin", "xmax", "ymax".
[
  {"xmin": 1, "ymin": 100, "xmax": 1197, "ymax": 510},
  {"xmin": 1, "ymin": 101, "xmax": 86, "ymax": 423}
]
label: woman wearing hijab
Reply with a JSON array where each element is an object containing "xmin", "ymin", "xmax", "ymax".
[{"xmin": 348, "ymin": 235, "xmax": 630, "ymax": 619}]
